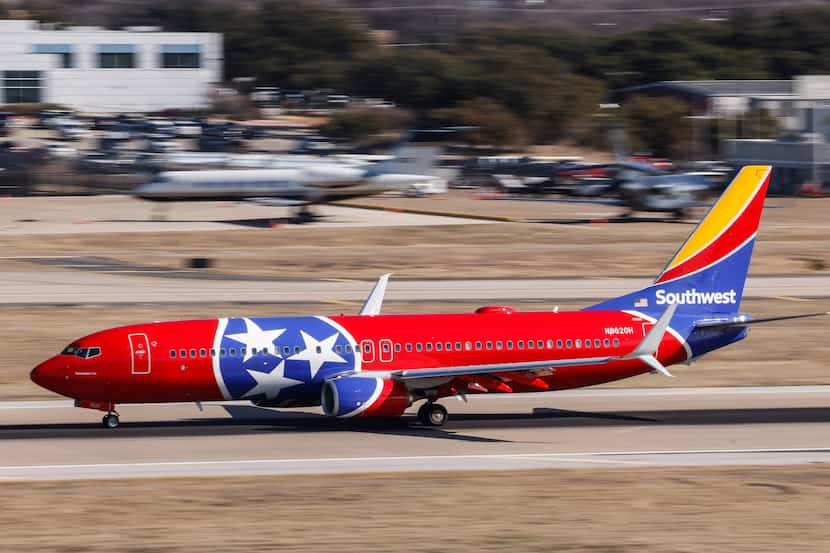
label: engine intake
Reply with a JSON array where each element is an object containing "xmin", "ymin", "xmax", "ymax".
[{"xmin": 321, "ymin": 375, "xmax": 410, "ymax": 418}]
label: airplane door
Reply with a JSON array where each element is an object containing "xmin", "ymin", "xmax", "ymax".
[
  {"xmin": 129, "ymin": 333, "xmax": 151, "ymax": 375},
  {"xmin": 379, "ymin": 339, "xmax": 393, "ymax": 363},
  {"xmin": 361, "ymin": 340, "xmax": 375, "ymax": 363}
]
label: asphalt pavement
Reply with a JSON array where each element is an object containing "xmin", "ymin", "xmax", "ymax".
[{"xmin": 2, "ymin": 386, "xmax": 829, "ymax": 479}]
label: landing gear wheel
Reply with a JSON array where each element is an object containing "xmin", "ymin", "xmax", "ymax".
[
  {"xmin": 418, "ymin": 402, "xmax": 448, "ymax": 427},
  {"xmin": 294, "ymin": 206, "xmax": 315, "ymax": 224},
  {"xmin": 102, "ymin": 413, "xmax": 120, "ymax": 429}
]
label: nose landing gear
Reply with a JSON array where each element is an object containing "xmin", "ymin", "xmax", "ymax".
[
  {"xmin": 417, "ymin": 401, "xmax": 448, "ymax": 427},
  {"xmin": 75, "ymin": 400, "xmax": 121, "ymax": 428},
  {"xmin": 102, "ymin": 412, "xmax": 120, "ymax": 428}
]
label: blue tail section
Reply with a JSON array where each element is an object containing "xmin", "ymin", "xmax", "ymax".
[
  {"xmin": 585, "ymin": 166, "xmax": 772, "ymax": 359},
  {"xmin": 586, "ymin": 165, "xmax": 771, "ymax": 320}
]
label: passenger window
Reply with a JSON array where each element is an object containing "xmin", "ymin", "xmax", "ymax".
[
  {"xmin": 527, "ymin": 341, "xmax": 534, "ymax": 349},
  {"xmin": 518, "ymin": 341, "xmax": 524, "ymax": 349},
  {"xmin": 507, "ymin": 341, "xmax": 513, "ymax": 350},
  {"xmin": 345, "ymin": 345, "xmax": 352, "ymax": 353},
  {"xmin": 229, "ymin": 348, "xmax": 236, "ymax": 356},
  {"xmin": 435, "ymin": 343, "xmax": 442, "ymax": 351},
  {"xmin": 455, "ymin": 342, "xmax": 462, "ymax": 351},
  {"xmin": 425, "ymin": 343, "xmax": 432, "ymax": 352},
  {"xmin": 566, "ymin": 340, "xmax": 573, "ymax": 348},
  {"xmin": 395, "ymin": 344, "xmax": 401, "ymax": 352},
  {"xmin": 406, "ymin": 343, "xmax": 412, "ymax": 352},
  {"xmin": 220, "ymin": 348, "xmax": 227, "ymax": 356},
  {"xmin": 170, "ymin": 349, "xmax": 177, "ymax": 358},
  {"xmin": 210, "ymin": 348, "xmax": 216, "ymax": 357},
  {"xmin": 180, "ymin": 349, "xmax": 187, "ymax": 358},
  {"xmin": 556, "ymin": 339, "xmax": 563, "ymax": 348},
  {"xmin": 486, "ymin": 341, "xmax": 492, "ymax": 350},
  {"xmin": 316, "ymin": 346, "xmax": 322, "ymax": 354},
  {"xmin": 446, "ymin": 342, "xmax": 452, "ymax": 351},
  {"xmin": 576, "ymin": 340, "xmax": 582, "ymax": 348},
  {"xmin": 538, "ymin": 340, "xmax": 544, "ymax": 349},
  {"xmin": 190, "ymin": 349, "xmax": 197, "ymax": 358},
  {"xmin": 294, "ymin": 346, "xmax": 301, "ymax": 354},
  {"xmin": 383, "ymin": 342, "xmax": 390, "ymax": 352},
  {"xmin": 613, "ymin": 338, "xmax": 620, "ymax": 347},
  {"xmin": 594, "ymin": 339, "xmax": 602, "ymax": 348},
  {"xmin": 284, "ymin": 346, "xmax": 291, "ymax": 355},
  {"xmin": 416, "ymin": 343, "xmax": 422, "ymax": 352},
  {"xmin": 475, "ymin": 341, "xmax": 482, "ymax": 350},
  {"xmin": 199, "ymin": 348, "xmax": 207, "ymax": 357},
  {"xmin": 547, "ymin": 340, "xmax": 554, "ymax": 349},
  {"xmin": 241, "ymin": 348, "xmax": 247, "ymax": 357},
  {"xmin": 496, "ymin": 341, "xmax": 503, "ymax": 350},
  {"xmin": 336, "ymin": 345, "xmax": 342, "ymax": 353},
  {"xmin": 465, "ymin": 341, "xmax": 472, "ymax": 351}
]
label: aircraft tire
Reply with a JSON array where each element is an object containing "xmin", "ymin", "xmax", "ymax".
[
  {"xmin": 102, "ymin": 413, "xmax": 120, "ymax": 428},
  {"xmin": 419, "ymin": 402, "xmax": 448, "ymax": 427}
]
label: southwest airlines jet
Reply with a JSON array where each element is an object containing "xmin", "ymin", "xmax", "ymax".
[{"xmin": 31, "ymin": 166, "xmax": 826, "ymax": 428}]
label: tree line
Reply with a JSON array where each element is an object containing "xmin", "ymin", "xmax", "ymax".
[{"xmin": 12, "ymin": 0, "xmax": 830, "ymax": 154}]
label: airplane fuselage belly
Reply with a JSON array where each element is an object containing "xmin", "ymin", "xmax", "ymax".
[{"xmin": 44, "ymin": 310, "xmax": 691, "ymax": 405}]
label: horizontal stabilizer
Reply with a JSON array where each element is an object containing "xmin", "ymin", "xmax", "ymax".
[{"xmin": 695, "ymin": 312, "xmax": 829, "ymax": 330}]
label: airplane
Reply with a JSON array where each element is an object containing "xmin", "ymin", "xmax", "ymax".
[
  {"xmin": 492, "ymin": 159, "xmax": 718, "ymax": 218},
  {"xmin": 133, "ymin": 144, "xmax": 443, "ymax": 221},
  {"xmin": 31, "ymin": 165, "xmax": 828, "ymax": 428}
]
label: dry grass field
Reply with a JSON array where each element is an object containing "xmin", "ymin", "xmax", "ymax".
[
  {"xmin": 0, "ymin": 195, "xmax": 827, "ymax": 280},
  {"xmin": 2, "ymin": 466, "xmax": 829, "ymax": 552}
]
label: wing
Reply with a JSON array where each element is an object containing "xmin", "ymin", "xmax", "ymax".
[{"xmin": 355, "ymin": 303, "xmax": 680, "ymax": 387}]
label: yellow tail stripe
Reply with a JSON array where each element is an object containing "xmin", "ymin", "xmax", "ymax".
[{"xmin": 667, "ymin": 165, "xmax": 769, "ymax": 270}]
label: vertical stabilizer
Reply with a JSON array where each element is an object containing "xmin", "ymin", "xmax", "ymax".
[{"xmin": 587, "ymin": 165, "xmax": 772, "ymax": 317}]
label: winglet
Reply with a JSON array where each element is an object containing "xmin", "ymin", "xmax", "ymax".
[
  {"xmin": 622, "ymin": 302, "xmax": 678, "ymax": 377},
  {"xmin": 360, "ymin": 273, "xmax": 391, "ymax": 316}
]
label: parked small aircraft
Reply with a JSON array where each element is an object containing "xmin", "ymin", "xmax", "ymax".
[{"xmin": 134, "ymin": 145, "xmax": 442, "ymax": 221}]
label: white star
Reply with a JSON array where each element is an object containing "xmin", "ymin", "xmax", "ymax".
[
  {"xmin": 289, "ymin": 331, "xmax": 346, "ymax": 378},
  {"xmin": 226, "ymin": 318, "xmax": 285, "ymax": 362},
  {"xmin": 243, "ymin": 361, "xmax": 302, "ymax": 401}
]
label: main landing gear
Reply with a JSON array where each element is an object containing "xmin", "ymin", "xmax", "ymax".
[
  {"xmin": 417, "ymin": 402, "xmax": 448, "ymax": 427},
  {"xmin": 102, "ymin": 412, "xmax": 120, "ymax": 428}
]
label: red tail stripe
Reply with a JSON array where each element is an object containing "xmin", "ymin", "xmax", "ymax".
[{"xmin": 655, "ymin": 174, "xmax": 769, "ymax": 284}]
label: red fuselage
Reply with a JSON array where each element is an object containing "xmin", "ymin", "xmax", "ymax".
[{"xmin": 31, "ymin": 307, "xmax": 687, "ymax": 408}]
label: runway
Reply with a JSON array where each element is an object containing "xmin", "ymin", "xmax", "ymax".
[
  {"xmin": 1, "ymin": 269, "xmax": 829, "ymax": 305},
  {"xmin": 2, "ymin": 386, "xmax": 829, "ymax": 479}
]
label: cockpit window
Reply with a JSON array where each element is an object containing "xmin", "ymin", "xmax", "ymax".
[{"xmin": 61, "ymin": 345, "xmax": 102, "ymax": 359}]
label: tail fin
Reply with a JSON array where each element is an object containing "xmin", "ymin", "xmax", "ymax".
[
  {"xmin": 367, "ymin": 144, "xmax": 441, "ymax": 177},
  {"xmin": 587, "ymin": 165, "xmax": 772, "ymax": 317}
]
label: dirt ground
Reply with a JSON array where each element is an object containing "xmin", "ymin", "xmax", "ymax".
[
  {"xmin": 1, "ymin": 466, "xmax": 828, "ymax": 552},
  {"xmin": 5, "ymin": 297, "xmax": 829, "ymax": 400},
  {"xmin": 0, "ymin": 194, "xmax": 827, "ymax": 280}
]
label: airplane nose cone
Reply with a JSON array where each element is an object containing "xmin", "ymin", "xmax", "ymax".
[{"xmin": 31, "ymin": 357, "xmax": 64, "ymax": 392}]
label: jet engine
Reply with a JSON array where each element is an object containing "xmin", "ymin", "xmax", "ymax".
[{"xmin": 321, "ymin": 375, "xmax": 411, "ymax": 418}]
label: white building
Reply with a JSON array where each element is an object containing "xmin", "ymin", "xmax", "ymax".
[{"xmin": 0, "ymin": 20, "xmax": 222, "ymax": 113}]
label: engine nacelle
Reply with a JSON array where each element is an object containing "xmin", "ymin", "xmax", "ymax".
[{"xmin": 321, "ymin": 375, "xmax": 410, "ymax": 418}]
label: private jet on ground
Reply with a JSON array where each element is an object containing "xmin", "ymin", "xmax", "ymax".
[{"xmin": 134, "ymin": 145, "xmax": 443, "ymax": 221}]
